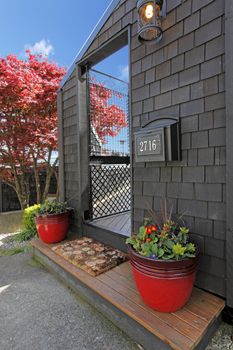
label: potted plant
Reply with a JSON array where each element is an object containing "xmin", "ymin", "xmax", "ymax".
[
  {"xmin": 126, "ymin": 204, "xmax": 199, "ymax": 313},
  {"xmin": 35, "ymin": 199, "xmax": 70, "ymax": 244}
]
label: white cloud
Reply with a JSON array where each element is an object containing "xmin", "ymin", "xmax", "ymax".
[
  {"xmin": 119, "ymin": 65, "xmax": 129, "ymax": 82},
  {"xmin": 24, "ymin": 39, "xmax": 54, "ymax": 57}
]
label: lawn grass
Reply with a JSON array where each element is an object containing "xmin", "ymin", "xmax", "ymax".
[
  {"xmin": 3, "ymin": 231, "xmax": 37, "ymax": 243},
  {"xmin": 0, "ymin": 246, "xmax": 26, "ymax": 257}
]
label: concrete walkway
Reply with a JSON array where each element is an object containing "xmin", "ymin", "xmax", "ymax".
[{"xmin": 0, "ymin": 253, "xmax": 138, "ymax": 350}]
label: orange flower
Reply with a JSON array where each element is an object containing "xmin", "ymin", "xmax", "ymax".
[
  {"xmin": 146, "ymin": 238, "xmax": 152, "ymax": 243},
  {"xmin": 146, "ymin": 226, "xmax": 152, "ymax": 235},
  {"xmin": 151, "ymin": 224, "xmax": 157, "ymax": 232}
]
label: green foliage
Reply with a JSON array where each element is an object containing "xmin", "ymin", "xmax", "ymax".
[
  {"xmin": 0, "ymin": 246, "xmax": 26, "ymax": 257},
  {"xmin": 126, "ymin": 214, "xmax": 197, "ymax": 261},
  {"xmin": 17, "ymin": 204, "xmax": 40, "ymax": 242},
  {"xmin": 38, "ymin": 199, "xmax": 67, "ymax": 215},
  {"xmin": 16, "ymin": 229, "xmax": 36, "ymax": 242}
]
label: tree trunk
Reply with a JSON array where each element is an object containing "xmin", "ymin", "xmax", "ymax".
[
  {"xmin": 33, "ymin": 157, "xmax": 41, "ymax": 204},
  {"xmin": 41, "ymin": 150, "xmax": 58, "ymax": 203},
  {"xmin": 19, "ymin": 167, "xmax": 30, "ymax": 208},
  {"xmin": 9, "ymin": 164, "xmax": 30, "ymax": 210},
  {"xmin": 42, "ymin": 167, "xmax": 53, "ymax": 203},
  {"xmin": 17, "ymin": 192, "xmax": 28, "ymax": 210},
  {"xmin": 54, "ymin": 170, "xmax": 59, "ymax": 200}
]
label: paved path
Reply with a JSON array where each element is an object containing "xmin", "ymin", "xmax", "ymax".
[{"xmin": 0, "ymin": 253, "xmax": 138, "ymax": 350}]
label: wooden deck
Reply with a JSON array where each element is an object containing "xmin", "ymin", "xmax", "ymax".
[
  {"xmin": 90, "ymin": 211, "xmax": 131, "ymax": 237},
  {"xmin": 32, "ymin": 239, "xmax": 225, "ymax": 350}
]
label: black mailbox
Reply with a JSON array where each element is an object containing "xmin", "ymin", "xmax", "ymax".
[{"xmin": 134, "ymin": 118, "xmax": 180, "ymax": 163}]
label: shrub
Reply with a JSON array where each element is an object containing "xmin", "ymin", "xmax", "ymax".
[
  {"xmin": 17, "ymin": 204, "xmax": 40, "ymax": 242},
  {"xmin": 37, "ymin": 199, "xmax": 67, "ymax": 215}
]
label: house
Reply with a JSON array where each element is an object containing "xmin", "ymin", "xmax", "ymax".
[{"xmin": 57, "ymin": 0, "xmax": 233, "ymax": 313}]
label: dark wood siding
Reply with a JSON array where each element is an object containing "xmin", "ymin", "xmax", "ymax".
[{"xmin": 59, "ymin": 71, "xmax": 80, "ymax": 229}]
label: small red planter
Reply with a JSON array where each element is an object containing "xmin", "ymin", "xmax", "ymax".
[
  {"xmin": 127, "ymin": 244, "xmax": 199, "ymax": 313},
  {"xmin": 35, "ymin": 212, "xmax": 69, "ymax": 244}
]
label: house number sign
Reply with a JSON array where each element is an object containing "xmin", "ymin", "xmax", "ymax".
[{"xmin": 135, "ymin": 128, "xmax": 165, "ymax": 162}]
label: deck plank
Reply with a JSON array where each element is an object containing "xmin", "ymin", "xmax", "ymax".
[
  {"xmin": 32, "ymin": 239, "xmax": 225, "ymax": 350},
  {"xmin": 91, "ymin": 212, "xmax": 131, "ymax": 236},
  {"xmin": 117, "ymin": 213, "xmax": 131, "ymax": 232},
  {"xmin": 97, "ymin": 273, "xmax": 202, "ymax": 343},
  {"xmin": 104, "ymin": 268, "xmax": 208, "ymax": 332},
  {"xmin": 111, "ymin": 263, "xmax": 224, "ymax": 326}
]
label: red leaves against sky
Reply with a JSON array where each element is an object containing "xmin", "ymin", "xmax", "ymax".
[
  {"xmin": 90, "ymin": 82, "xmax": 127, "ymax": 144},
  {"xmin": 0, "ymin": 51, "xmax": 66, "ymax": 180}
]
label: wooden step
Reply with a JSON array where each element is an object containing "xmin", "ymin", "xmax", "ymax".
[
  {"xmin": 32, "ymin": 239, "xmax": 225, "ymax": 350},
  {"xmin": 83, "ymin": 221, "xmax": 128, "ymax": 252}
]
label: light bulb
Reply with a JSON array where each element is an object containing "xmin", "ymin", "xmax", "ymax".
[{"xmin": 145, "ymin": 4, "xmax": 154, "ymax": 19}]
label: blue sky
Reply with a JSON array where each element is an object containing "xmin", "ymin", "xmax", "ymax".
[{"xmin": 0, "ymin": 0, "xmax": 128, "ymax": 81}]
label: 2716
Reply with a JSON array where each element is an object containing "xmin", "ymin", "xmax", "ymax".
[{"xmin": 139, "ymin": 139, "xmax": 158, "ymax": 152}]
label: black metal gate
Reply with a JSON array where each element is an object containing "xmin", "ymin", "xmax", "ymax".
[{"xmin": 87, "ymin": 69, "xmax": 131, "ymax": 219}]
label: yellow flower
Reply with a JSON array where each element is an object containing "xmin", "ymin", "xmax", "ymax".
[
  {"xmin": 180, "ymin": 227, "xmax": 189, "ymax": 234},
  {"xmin": 173, "ymin": 243, "xmax": 186, "ymax": 256},
  {"xmin": 187, "ymin": 243, "xmax": 196, "ymax": 253}
]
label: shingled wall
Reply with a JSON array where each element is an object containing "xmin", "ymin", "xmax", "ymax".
[
  {"xmin": 58, "ymin": 70, "xmax": 80, "ymax": 226},
  {"xmin": 130, "ymin": 0, "xmax": 226, "ymax": 297},
  {"xmin": 59, "ymin": 0, "xmax": 227, "ymax": 298}
]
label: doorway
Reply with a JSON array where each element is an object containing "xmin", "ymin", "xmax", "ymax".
[{"xmin": 86, "ymin": 49, "xmax": 131, "ymax": 237}]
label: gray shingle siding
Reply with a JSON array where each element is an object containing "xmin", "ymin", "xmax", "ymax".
[
  {"xmin": 128, "ymin": 0, "xmax": 226, "ymax": 297},
  {"xmin": 60, "ymin": 72, "xmax": 79, "ymax": 219}
]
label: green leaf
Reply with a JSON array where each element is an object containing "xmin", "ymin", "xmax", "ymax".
[
  {"xmin": 165, "ymin": 240, "xmax": 175, "ymax": 250},
  {"xmin": 140, "ymin": 242, "xmax": 151, "ymax": 257},
  {"xmin": 162, "ymin": 254, "xmax": 175, "ymax": 260},
  {"xmin": 141, "ymin": 243, "xmax": 150, "ymax": 250},
  {"xmin": 184, "ymin": 253, "xmax": 196, "ymax": 258},
  {"xmin": 139, "ymin": 225, "xmax": 146, "ymax": 235},
  {"xmin": 158, "ymin": 248, "xmax": 164, "ymax": 258},
  {"xmin": 151, "ymin": 243, "xmax": 158, "ymax": 255},
  {"xmin": 177, "ymin": 232, "xmax": 183, "ymax": 239},
  {"xmin": 138, "ymin": 226, "xmax": 146, "ymax": 240},
  {"xmin": 126, "ymin": 237, "xmax": 135, "ymax": 245},
  {"xmin": 133, "ymin": 241, "xmax": 140, "ymax": 251}
]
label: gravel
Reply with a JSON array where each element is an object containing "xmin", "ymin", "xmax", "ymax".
[
  {"xmin": 0, "ymin": 252, "xmax": 138, "ymax": 350},
  {"xmin": 0, "ymin": 232, "xmax": 30, "ymax": 251},
  {"xmin": 206, "ymin": 323, "xmax": 233, "ymax": 350}
]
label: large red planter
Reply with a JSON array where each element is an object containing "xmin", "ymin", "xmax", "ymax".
[
  {"xmin": 127, "ymin": 244, "xmax": 199, "ymax": 313},
  {"xmin": 35, "ymin": 212, "xmax": 69, "ymax": 244}
]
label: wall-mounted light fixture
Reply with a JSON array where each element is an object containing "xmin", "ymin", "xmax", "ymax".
[{"xmin": 137, "ymin": 0, "xmax": 166, "ymax": 44}]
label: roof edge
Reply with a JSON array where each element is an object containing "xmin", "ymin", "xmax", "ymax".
[{"xmin": 60, "ymin": 0, "xmax": 120, "ymax": 88}]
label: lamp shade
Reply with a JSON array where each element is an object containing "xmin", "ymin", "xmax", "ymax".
[{"xmin": 137, "ymin": 0, "xmax": 165, "ymax": 44}]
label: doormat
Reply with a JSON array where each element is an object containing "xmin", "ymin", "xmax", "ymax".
[{"xmin": 51, "ymin": 237, "xmax": 128, "ymax": 277}]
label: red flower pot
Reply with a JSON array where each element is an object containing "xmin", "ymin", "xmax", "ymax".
[
  {"xmin": 127, "ymin": 244, "xmax": 199, "ymax": 313},
  {"xmin": 35, "ymin": 212, "xmax": 69, "ymax": 244}
]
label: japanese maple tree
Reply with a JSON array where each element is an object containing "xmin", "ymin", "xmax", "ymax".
[
  {"xmin": 0, "ymin": 51, "xmax": 66, "ymax": 208},
  {"xmin": 89, "ymin": 81, "xmax": 127, "ymax": 144},
  {"xmin": 0, "ymin": 51, "xmax": 127, "ymax": 209}
]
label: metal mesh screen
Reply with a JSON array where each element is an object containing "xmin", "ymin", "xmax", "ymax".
[
  {"xmin": 90, "ymin": 164, "xmax": 131, "ymax": 218},
  {"xmin": 89, "ymin": 70, "xmax": 129, "ymax": 157},
  {"xmin": 88, "ymin": 69, "xmax": 131, "ymax": 219}
]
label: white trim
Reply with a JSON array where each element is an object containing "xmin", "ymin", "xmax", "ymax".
[{"xmin": 60, "ymin": 0, "xmax": 120, "ymax": 88}]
